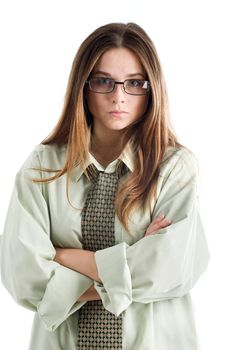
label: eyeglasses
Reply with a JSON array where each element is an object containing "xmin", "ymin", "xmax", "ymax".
[{"xmin": 86, "ymin": 77, "xmax": 150, "ymax": 95}]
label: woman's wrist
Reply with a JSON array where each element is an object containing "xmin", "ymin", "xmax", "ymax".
[{"xmin": 53, "ymin": 247, "xmax": 102, "ymax": 283}]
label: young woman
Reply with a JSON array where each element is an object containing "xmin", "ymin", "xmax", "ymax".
[{"xmin": 0, "ymin": 22, "xmax": 210, "ymax": 349}]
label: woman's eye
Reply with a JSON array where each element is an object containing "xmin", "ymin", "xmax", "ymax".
[
  {"xmin": 129, "ymin": 79, "xmax": 141, "ymax": 87},
  {"xmin": 97, "ymin": 78, "xmax": 111, "ymax": 85}
]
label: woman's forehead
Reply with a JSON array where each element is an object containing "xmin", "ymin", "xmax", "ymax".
[{"xmin": 92, "ymin": 47, "xmax": 146, "ymax": 77}]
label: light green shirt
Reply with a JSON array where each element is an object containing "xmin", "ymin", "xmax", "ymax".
[{"xmin": 0, "ymin": 142, "xmax": 210, "ymax": 350}]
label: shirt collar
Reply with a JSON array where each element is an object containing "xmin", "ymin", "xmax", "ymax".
[{"xmin": 71, "ymin": 139, "xmax": 135, "ymax": 183}]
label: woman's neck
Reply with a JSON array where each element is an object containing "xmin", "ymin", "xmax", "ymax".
[{"xmin": 90, "ymin": 130, "xmax": 125, "ymax": 167}]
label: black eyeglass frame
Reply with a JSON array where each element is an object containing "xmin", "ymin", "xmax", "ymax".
[{"xmin": 85, "ymin": 78, "xmax": 151, "ymax": 96}]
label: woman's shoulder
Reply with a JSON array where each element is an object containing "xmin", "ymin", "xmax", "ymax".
[
  {"xmin": 160, "ymin": 145, "xmax": 199, "ymax": 183},
  {"xmin": 19, "ymin": 143, "xmax": 67, "ymax": 173}
]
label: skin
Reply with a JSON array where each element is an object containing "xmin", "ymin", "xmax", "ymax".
[{"xmin": 54, "ymin": 48, "xmax": 172, "ymax": 302}]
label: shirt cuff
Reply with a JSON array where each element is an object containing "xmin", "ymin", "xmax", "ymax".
[
  {"xmin": 94, "ymin": 242, "xmax": 132, "ymax": 316},
  {"xmin": 37, "ymin": 265, "xmax": 93, "ymax": 332}
]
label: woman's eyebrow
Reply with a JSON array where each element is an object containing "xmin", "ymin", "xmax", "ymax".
[
  {"xmin": 93, "ymin": 70, "xmax": 145, "ymax": 78},
  {"xmin": 127, "ymin": 73, "xmax": 145, "ymax": 78},
  {"xmin": 93, "ymin": 70, "xmax": 111, "ymax": 76}
]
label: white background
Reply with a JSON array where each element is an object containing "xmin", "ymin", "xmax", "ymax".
[{"xmin": 0, "ymin": 0, "xmax": 232, "ymax": 349}]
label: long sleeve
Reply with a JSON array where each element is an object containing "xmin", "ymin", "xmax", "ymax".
[
  {"xmin": 0, "ymin": 149, "xmax": 93, "ymax": 332},
  {"xmin": 94, "ymin": 148, "xmax": 210, "ymax": 316}
]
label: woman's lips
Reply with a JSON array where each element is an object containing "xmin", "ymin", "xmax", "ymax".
[{"xmin": 109, "ymin": 111, "xmax": 128, "ymax": 116}]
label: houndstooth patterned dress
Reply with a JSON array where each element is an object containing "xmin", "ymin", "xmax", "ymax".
[{"xmin": 76, "ymin": 161, "xmax": 127, "ymax": 350}]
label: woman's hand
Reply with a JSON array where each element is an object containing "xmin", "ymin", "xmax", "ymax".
[{"xmin": 144, "ymin": 213, "xmax": 172, "ymax": 237}]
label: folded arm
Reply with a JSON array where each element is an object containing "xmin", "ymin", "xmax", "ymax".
[
  {"xmin": 84, "ymin": 149, "xmax": 210, "ymax": 316},
  {"xmin": 0, "ymin": 149, "xmax": 94, "ymax": 332},
  {"xmin": 54, "ymin": 214, "xmax": 171, "ymax": 301}
]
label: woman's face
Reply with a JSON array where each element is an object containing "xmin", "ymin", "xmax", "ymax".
[{"xmin": 86, "ymin": 47, "xmax": 149, "ymax": 136}]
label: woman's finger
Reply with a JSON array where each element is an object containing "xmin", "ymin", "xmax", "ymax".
[
  {"xmin": 144, "ymin": 217, "xmax": 172, "ymax": 236},
  {"xmin": 152, "ymin": 213, "xmax": 165, "ymax": 223}
]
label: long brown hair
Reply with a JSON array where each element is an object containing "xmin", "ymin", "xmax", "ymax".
[{"xmin": 33, "ymin": 22, "xmax": 181, "ymax": 233}]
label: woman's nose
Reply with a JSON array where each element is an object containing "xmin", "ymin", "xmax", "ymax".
[{"xmin": 110, "ymin": 83, "xmax": 126, "ymax": 103}]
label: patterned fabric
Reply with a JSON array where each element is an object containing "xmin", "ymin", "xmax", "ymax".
[{"xmin": 76, "ymin": 161, "xmax": 128, "ymax": 349}]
